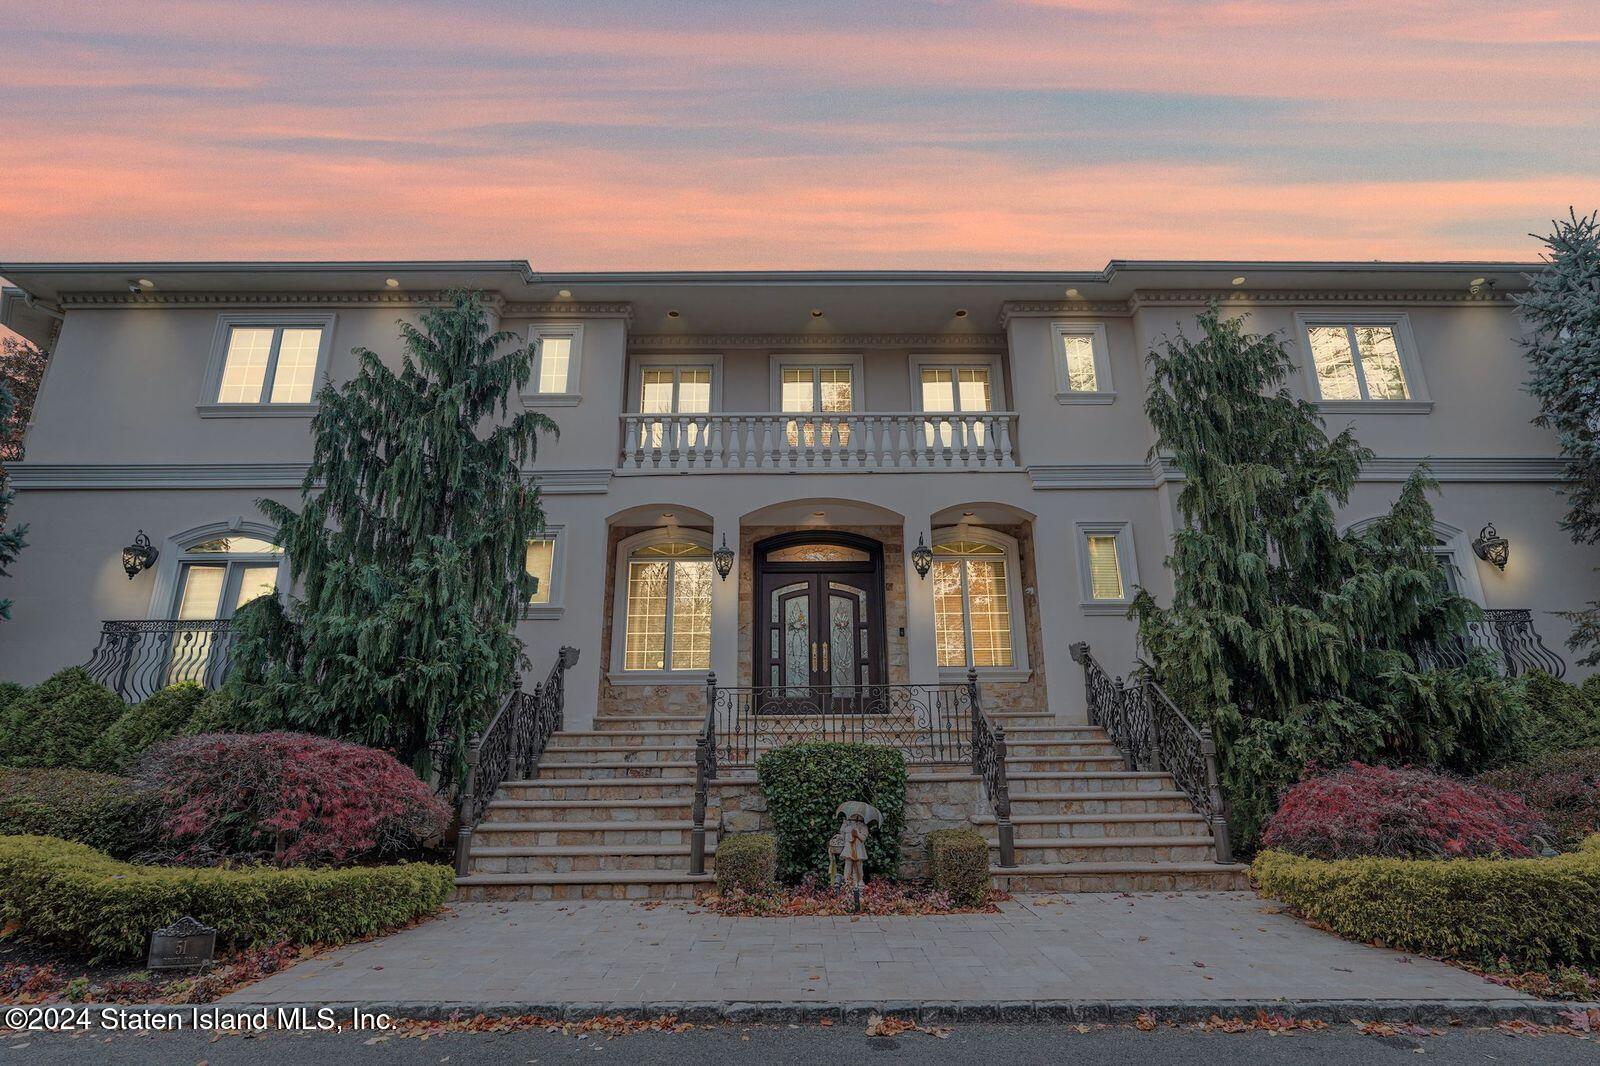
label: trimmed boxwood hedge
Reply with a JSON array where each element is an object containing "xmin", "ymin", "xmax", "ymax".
[
  {"xmin": 756, "ymin": 743, "xmax": 907, "ymax": 882},
  {"xmin": 1253, "ymin": 836, "xmax": 1600, "ymax": 969},
  {"xmin": 0, "ymin": 770, "xmax": 163, "ymax": 858},
  {"xmin": 0, "ymin": 834, "xmax": 455, "ymax": 961},
  {"xmin": 927, "ymin": 828, "xmax": 990, "ymax": 906},
  {"xmin": 715, "ymin": 832, "xmax": 776, "ymax": 894}
]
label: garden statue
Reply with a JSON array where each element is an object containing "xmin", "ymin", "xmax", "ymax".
[{"xmin": 834, "ymin": 801, "xmax": 883, "ymax": 889}]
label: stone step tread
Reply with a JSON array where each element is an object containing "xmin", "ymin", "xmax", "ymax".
[
  {"xmin": 456, "ymin": 871, "xmax": 717, "ymax": 886},
  {"xmin": 545, "ymin": 743, "xmax": 701, "ymax": 752},
  {"xmin": 1008, "ymin": 790, "xmax": 1190, "ymax": 801},
  {"xmin": 473, "ymin": 819, "xmax": 699, "ymax": 832},
  {"xmin": 972, "ymin": 812, "xmax": 1205, "ymax": 824},
  {"xmin": 557, "ymin": 729, "xmax": 704, "ymax": 737},
  {"xmin": 709, "ymin": 770, "xmax": 977, "ymax": 783},
  {"xmin": 1001, "ymin": 836, "xmax": 1216, "ymax": 849},
  {"xmin": 469, "ymin": 843, "xmax": 713, "ymax": 857},
  {"xmin": 991, "ymin": 862, "xmax": 1250, "ymax": 875},
  {"xmin": 505, "ymin": 777, "xmax": 697, "ymax": 787},
  {"xmin": 535, "ymin": 759, "xmax": 699, "ymax": 769},
  {"xmin": 1008, "ymin": 770, "xmax": 1171, "ymax": 779},
  {"xmin": 490, "ymin": 798, "xmax": 707, "ymax": 809}
]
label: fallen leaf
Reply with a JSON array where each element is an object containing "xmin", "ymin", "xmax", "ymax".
[{"xmin": 1135, "ymin": 1012, "xmax": 1157, "ymax": 1031}]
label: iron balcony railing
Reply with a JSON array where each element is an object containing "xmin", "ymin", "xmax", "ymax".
[
  {"xmin": 1069, "ymin": 642, "xmax": 1233, "ymax": 864},
  {"xmin": 1417, "ymin": 608, "xmax": 1567, "ymax": 679},
  {"xmin": 455, "ymin": 646, "xmax": 579, "ymax": 876},
  {"xmin": 85, "ymin": 619, "xmax": 238, "ymax": 702}
]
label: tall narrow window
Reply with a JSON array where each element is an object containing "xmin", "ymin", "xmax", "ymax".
[
  {"xmin": 528, "ymin": 324, "xmax": 584, "ymax": 403},
  {"xmin": 537, "ymin": 336, "xmax": 572, "ymax": 393},
  {"xmin": 622, "ymin": 540, "xmax": 712, "ymax": 672},
  {"xmin": 1060, "ymin": 335, "xmax": 1097, "ymax": 392},
  {"xmin": 525, "ymin": 538, "xmax": 556, "ymax": 605},
  {"xmin": 931, "ymin": 538, "xmax": 1015, "ymax": 669},
  {"xmin": 1305, "ymin": 322, "xmax": 1412, "ymax": 401},
  {"xmin": 1085, "ymin": 535, "xmax": 1124, "ymax": 600},
  {"xmin": 1076, "ymin": 523, "xmax": 1136, "ymax": 609},
  {"xmin": 780, "ymin": 365, "xmax": 854, "ymax": 446},
  {"xmin": 1052, "ymin": 324, "xmax": 1112, "ymax": 401},
  {"xmin": 216, "ymin": 326, "xmax": 325, "ymax": 404}
]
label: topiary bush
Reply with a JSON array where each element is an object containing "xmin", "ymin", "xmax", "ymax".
[
  {"xmin": 715, "ymin": 832, "xmax": 776, "ymax": 894},
  {"xmin": 138, "ymin": 732, "xmax": 450, "ymax": 866},
  {"xmin": 1261, "ymin": 762, "xmax": 1546, "ymax": 859},
  {"xmin": 756, "ymin": 743, "xmax": 906, "ymax": 883},
  {"xmin": 88, "ymin": 682, "xmax": 207, "ymax": 773},
  {"xmin": 0, "ymin": 668, "xmax": 126, "ymax": 770},
  {"xmin": 927, "ymin": 828, "xmax": 990, "ymax": 906},
  {"xmin": 1478, "ymin": 748, "xmax": 1600, "ymax": 850},
  {"xmin": 0, "ymin": 834, "xmax": 454, "ymax": 961},
  {"xmin": 1253, "ymin": 837, "xmax": 1600, "ymax": 969},
  {"xmin": 1520, "ymin": 671, "xmax": 1600, "ymax": 753},
  {"xmin": 0, "ymin": 769, "xmax": 163, "ymax": 858}
]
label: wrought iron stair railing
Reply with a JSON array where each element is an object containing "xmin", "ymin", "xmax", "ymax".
[
  {"xmin": 1069, "ymin": 642, "xmax": 1233, "ymax": 864},
  {"xmin": 454, "ymin": 646, "xmax": 579, "ymax": 875},
  {"xmin": 85, "ymin": 619, "xmax": 238, "ymax": 702}
]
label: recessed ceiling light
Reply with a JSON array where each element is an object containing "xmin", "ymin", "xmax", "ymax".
[
  {"xmin": 810, "ymin": 309, "xmax": 824, "ymax": 318},
  {"xmin": 660, "ymin": 511, "xmax": 675, "ymax": 520},
  {"xmin": 954, "ymin": 308, "xmax": 968, "ymax": 318},
  {"xmin": 1231, "ymin": 276, "xmax": 1247, "ymax": 286},
  {"xmin": 136, "ymin": 278, "xmax": 155, "ymax": 290},
  {"xmin": 1469, "ymin": 276, "xmax": 1487, "ymax": 293},
  {"xmin": 1065, "ymin": 288, "xmax": 1081, "ymax": 299},
  {"xmin": 385, "ymin": 277, "xmax": 400, "ymax": 288},
  {"xmin": 962, "ymin": 511, "xmax": 975, "ymax": 517},
  {"xmin": 667, "ymin": 309, "xmax": 681, "ymax": 318},
  {"xmin": 557, "ymin": 289, "xmax": 572, "ymax": 298},
  {"xmin": 812, "ymin": 511, "xmax": 826, "ymax": 517}
]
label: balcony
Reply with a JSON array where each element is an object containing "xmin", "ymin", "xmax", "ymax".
[
  {"xmin": 1418, "ymin": 608, "xmax": 1567, "ymax": 679},
  {"xmin": 618, "ymin": 411, "xmax": 1020, "ymax": 473},
  {"xmin": 85, "ymin": 619, "xmax": 237, "ymax": 702}
]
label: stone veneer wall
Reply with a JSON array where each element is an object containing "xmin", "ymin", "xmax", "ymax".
[
  {"xmin": 596, "ymin": 523, "xmax": 711, "ymax": 718},
  {"xmin": 976, "ymin": 521, "xmax": 1049, "ymax": 714},
  {"xmin": 737, "ymin": 524, "xmax": 908, "ymax": 687},
  {"xmin": 714, "ymin": 774, "xmax": 988, "ymax": 879}
]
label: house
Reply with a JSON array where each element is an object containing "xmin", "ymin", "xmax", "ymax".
[{"xmin": 0, "ymin": 261, "xmax": 1588, "ymax": 897}]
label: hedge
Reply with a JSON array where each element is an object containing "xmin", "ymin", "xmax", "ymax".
[
  {"xmin": 715, "ymin": 832, "xmax": 776, "ymax": 894},
  {"xmin": 756, "ymin": 743, "xmax": 907, "ymax": 882},
  {"xmin": 0, "ymin": 770, "xmax": 163, "ymax": 858},
  {"xmin": 1253, "ymin": 836, "xmax": 1600, "ymax": 969},
  {"xmin": 88, "ymin": 682, "xmax": 207, "ymax": 773},
  {"xmin": 927, "ymin": 828, "xmax": 990, "ymax": 906},
  {"xmin": 0, "ymin": 834, "xmax": 455, "ymax": 960},
  {"xmin": 0, "ymin": 668, "xmax": 126, "ymax": 769}
]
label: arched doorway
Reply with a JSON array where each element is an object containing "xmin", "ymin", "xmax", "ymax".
[{"xmin": 753, "ymin": 531, "xmax": 887, "ymax": 701}]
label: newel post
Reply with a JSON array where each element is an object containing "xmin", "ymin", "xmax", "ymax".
[
  {"xmin": 690, "ymin": 671, "xmax": 716, "ymax": 877},
  {"xmin": 1199, "ymin": 726, "xmax": 1233, "ymax": 864},
  {"xmin": 1144, "ymin": 680, "xmax": 1164, "ymax": 773},
  {"xmin": 455, "ymin": 741, "xmax": 482, "ymax": 877}
]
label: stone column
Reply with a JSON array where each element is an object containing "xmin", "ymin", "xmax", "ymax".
[{"xmin": 903, "ymin": 518, "xmax": 939, "ymax": 686}]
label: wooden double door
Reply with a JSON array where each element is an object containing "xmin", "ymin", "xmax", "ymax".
[{"xmin": 755, "ymin": 532, "xmax": 886, "ymax": 704}]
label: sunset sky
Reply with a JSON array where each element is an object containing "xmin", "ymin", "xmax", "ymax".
[{"xmin": 2, "ymin": 0, "xmax": 1598, "ymax": 277}]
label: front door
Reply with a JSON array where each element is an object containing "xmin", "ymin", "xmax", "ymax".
[{"xmin": 755, "ymin": 534, "xmax": 886, "ymax": 709}]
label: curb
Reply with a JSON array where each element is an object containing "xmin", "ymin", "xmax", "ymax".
[{"xmin": 185, "ymin": 998, "xmax": 1598, "ymax": 1027}]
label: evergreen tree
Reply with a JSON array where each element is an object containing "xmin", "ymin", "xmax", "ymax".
[
  {"xmin": 1132, "ymin": 305, "xmax": 1526, "ymax": 849},
  {"xmin": 231, "ymin": 290, "xmax": 556, "ymax": 775},
  {"xmin": 1517, "ymin": 209, "xmax": 1600, "ymax": 666},
  {"xmin": 0, "ymin": 380, "xmax": 26, "ymax": 620}
]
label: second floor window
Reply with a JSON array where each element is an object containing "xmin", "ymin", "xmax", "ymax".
[
  {"xmin": 639, "ymin": 366, "xmax": 713, "ymax": 448},
  {"xmin": 217, "ymin": 325, "xmax": 323, "ymax": 404},
  {"xmin": 1306, "ymin": 323, "xmax": 1411, "ymax": 401},
  {"xmin": 920, "ymin": 365, "xmax": 994, "ymax": 447},
  {"xmin": 781, "ymin": 365, "xmax": 854, "ymax": 447}
]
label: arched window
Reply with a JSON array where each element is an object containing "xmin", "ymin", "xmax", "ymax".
[
  {"xmin": 615, "ymin": 530, "xmax": 713, "ymax": 673},
  {"xmin": 931, "ymin": 528, "xmax": 1024, "ymax": 671},
  {"xmin": 1345, "ymin": 517, "xmax": 1484, "ymax": 605},
  {"xmin": 172, "ymin": 534, "xmax": 283, "ymax": 621}
]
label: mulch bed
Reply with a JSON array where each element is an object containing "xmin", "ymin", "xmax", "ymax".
[
  {"xmin": 0, "ymin": 931, "xmax": 300, "ymax": 1005},
  {"xmin": 698, "ymin": 878, "xmax": 1008, "ymax": 917}
]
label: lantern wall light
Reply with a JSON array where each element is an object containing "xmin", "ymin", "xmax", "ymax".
[
  {"xmin": 911, "ymin": 534, "xmax": 934, "ymax": 580},
  {"xmin": 122, "ymin": 530, "xmax": 158, "ymax": 580},
  {"xmin": 713, "ymin": 534, "xmax": 735, "ymax": 581},
  {"xmin": 1472, "ymin": 523, "xmax": 1509, "ymax": 571}
]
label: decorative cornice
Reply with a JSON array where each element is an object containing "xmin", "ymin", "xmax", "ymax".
[
  {"xmin": 503, "ymin": 301, "xmax": 633, "ymax": 321},
  {"xmin": 57, "ymin": 290, "xmax": 497, "ymax": 310},
  {"xmin": 997, "ymin": 301, "xmax": 1132, "ymax": 326},
  {"xmin": 1125, "ymin": 289, "xmax": 1516, "ymax": 309},
  {"xmin": 628, "ymin": 333, "xmax": 1006, "ymax": 351},
  {"xmin": 1028, "ymin": 454, "xmax": 1569, "ymax": 490},
  {"xmin": 8, "ymin": 463, "xmax": 613, "ymax": 493}
]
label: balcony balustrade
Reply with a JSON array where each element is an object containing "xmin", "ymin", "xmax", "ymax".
[{"xmin": 618, "ymin": 411, "xmax": 1019, "ymax": 472}]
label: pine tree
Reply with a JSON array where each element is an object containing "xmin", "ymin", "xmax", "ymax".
[
  {"xmin": 231, "ymin": 290, "xmax": 556, "ymax": 775},
  {"xmin": 1517, "ymin": 209, "xmax": 1600, "ymax": 666},
  {"xmin": 1132, "ymin": 305, "xmax": 1526, "ymax": 849},
  {"xmin": 0, "ymin": 380, "xmax": 26, "ymax": 620}
]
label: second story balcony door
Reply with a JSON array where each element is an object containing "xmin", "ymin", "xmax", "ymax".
[{"xmin": 755, "ymin": 533, "xmax": 885, "ymax": 711}]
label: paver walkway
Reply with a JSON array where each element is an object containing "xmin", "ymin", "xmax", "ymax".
[{"xmin": 230, "ymin": 893, "xmax": 1528, "ymax": 1007}]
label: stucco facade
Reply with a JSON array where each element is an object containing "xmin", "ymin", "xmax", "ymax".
[{"xmin": 0, "ymin": 261, "xmax": 1592, "ymax": 730}]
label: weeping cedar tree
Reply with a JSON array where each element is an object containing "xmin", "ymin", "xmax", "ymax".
[
  {"xmin": 0, "ymin": 380, "xmax": 26, "ymax": 619},
  {"xmin": 1131, "ymin": 305, "xmax": 1527, "ymax": 851},
  {"xmin": 228, "ymin": 290, "xmax": 556, "ymax": 778},
  {"xmin": 1517, "ymin": 209, "xmax": 1600, "ymax": 667}
]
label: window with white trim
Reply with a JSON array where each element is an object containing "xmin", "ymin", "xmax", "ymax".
[
  {"xmin": 1305, "ymin": 323, "xmax": 1410, "ymax": 401},
  {"xmin": 919, "ymin": 365, "xmax": 994, "ymax": 447},
  {"xmin": 527, "ymin": 324, "xmax": 584, "ymax": 403},
  {"xmin": 639, "ymin": 365, "xmax": 714, "ymax": 447},
  {"xmin": 779, "ymin": 363, "xmax": 855, "ymax": 446},
  {"xmin": 1051, "ymin": 323, "xmax": 1113, "ymax": 402},
  {"xmin": 1075, "ymin": 522, "xmax": 1138, "ymax": 611},
  {"xmin": 213, "ymin": 324, "xmax": 327, "ymax": 405},
  {"xmin": 523, "ymin": 527, "xmax": 566, "ymax": 612},
  {"xmin": 931, "ymin": 532, "xmax": 1021, "ymax": 670},
  {"xmin": 621, "ymin": 539, "xmax": 712, "ymax": 672},
  {"xmin": 167, "ymin": 534, "xmax": 284, "ymax": 686}
]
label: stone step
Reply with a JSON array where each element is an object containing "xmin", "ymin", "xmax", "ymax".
[
  {"xmin": 468, "ymin": 819, "xmax": 705, "ymax": 845},
  {"xmin": 1007, "ymin": 771, "xmax": 1174, "ymax": 793},
  {"xmin": 1005, "ymin": 791, "xmax": 1197, "ymax": 815},
  {"xmin": 536, "ymin": 762, "xmax": 698, "ymax": 779},
  {"xmin": 539, "ymin": 747, "xmax": 699, "ymax": 765},
  {"xmin": 1000, "ymin": 755, "xmax": 1129, "ymax": 773},
  {"xmin": 549, "ymin": 731, "xmax": 703, "ymax": 748},
  {"xmin": 468, "ymin": 843, "xmax": 715, "ymax": 875},
  {"xmin": 592, "ymin": 715, "xmax": 706, "ymax": 732},
  {"xmin": 482, "ymin": 798, "xmax": 711, "ymax": 822},
  {"xmin": 971, "ymin": 812, "xmax": 1210, "ymax": 839},
  {"xmin": 498, "ymin": 779, "xmax": 697, "ymax": 801},
  {"xmin": 989, "ymin": 862, "xmax": 1252, "ymax": 893},
  {"xmin": 994, "ymin": 837, "xmax": 1219, "ymax": 864},
  {"xmin": 454, "ymin": 870, "xmax": 716, "ymax": 901}
]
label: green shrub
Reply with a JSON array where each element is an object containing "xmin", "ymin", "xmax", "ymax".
[
  {"xmin": 0, "ymin": 770, "xmax": 163, "ymax": 858},
  {"xmin": 1478, "ymin": 748, "xmax": 1600, "ymax": 850},
  {"xmin": 715, "ymin": 832, "xmax": 776, "ymax": 894},
  {"xmin": 0, "ymin": 682, "xmax": 23, "ymax": 714},
  {"xmin": 0, "ymin": 668, "xmax": 126, "ymax": 769},
  {"xmin": 927, "ymin": 828, "xmax": 990, "ymax": 906},
  {"xmin": 756, "ymin": 743, "xmax": 906, "ymax": 883},
  {"xmin": 1520, "ymin": 671, "xmax": 1600, "ymax": 754},
  {"xmin": 1253, "ymin": 837, "xmax": 1600, "ymax": 969},
  {"xmin": 88, "ymin": 683, "xmax": 206, "ymax": 772},
  {"xmin": 180, "ymin": 687, "xmax": 253, "ymax": 736},
  {"xmin": 0, "ymin": 834, "xmax": 455, "ymax": 960}
]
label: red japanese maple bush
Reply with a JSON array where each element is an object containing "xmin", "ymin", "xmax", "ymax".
[
  {"xmin": 1261, "ymin": 762, "xmax": 1547, "ymax": 860},
  {"xmin": 138, "ymin": 732, "xmax": 448, "ymax": 866}
]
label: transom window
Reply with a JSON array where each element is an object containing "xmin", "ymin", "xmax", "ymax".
[
  {"xmin": 622, "ymin": 539, "xmax": 712, "ymax": 672},
  {"xmin": 1305, "ymin": 323, "xmax": 1411, "ymax": 401},
  {"xmin": 932, "ymin": 537, "xmax": 1015, "ymax": 669},
  {"xmin": 216, "ymin": 325, "xmax": 323, "ymax": 404}
]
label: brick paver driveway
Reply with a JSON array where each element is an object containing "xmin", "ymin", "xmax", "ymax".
[{"xmin": 230, "ymin": 893, "xmax": 1528, "ymax": 1007}]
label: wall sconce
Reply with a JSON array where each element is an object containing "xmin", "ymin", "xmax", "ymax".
[
  {"xmin": 1472, "ymin": 523, "xmax": 1509, "ymax": 571},
  {"xmin": 713, "ymin": 534, "xmax": 735, "ymax": 581},
  {"xmin": 911, "ymin": 534, "xmax": 934, "ymax": 580},
  {"xmin": 122, "ymin": 530, "xmax": 158, "ymax": 580}
]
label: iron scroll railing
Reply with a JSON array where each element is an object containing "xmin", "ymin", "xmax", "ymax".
[
  {"xmin": 1417, "ymin": 608, "xmax": 1567, "ymax": 679},
  {"xmin": 690, "ymin": 672, "xmax": 1016, "ymax": 872},
  {"xmin": 455, "ymin": 646, "xmax": 579, "ymax": 876},
  {"xmin": 1069, "ymin": 643, "xmax": 1233, "ymax": 864},
  {"xmin": 85, "ymin": 619, "xmax": 238, "ymax": 702}
]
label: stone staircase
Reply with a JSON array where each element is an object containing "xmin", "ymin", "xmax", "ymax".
[{"xmin": 455, "ymin": 706, "xmax": 1249, "ymax": 901}]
